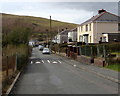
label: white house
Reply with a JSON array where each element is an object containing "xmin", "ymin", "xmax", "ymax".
[
  {"xmin": 29, "ymin": 40, "xmax": 35, "ymax": 46},
  {"xmin": 52, "ymin": 36, "xmax": 58, "ymax": 43},
  {"xmin": 68, "ymin": 28, "xmax": 77, "ymax": 42},
  {"xmin": 52, "ymin": 30, "xmax": 70, "ymax": 44},
  {"xmin": 77, "ymin": 9, "xmax": 120, "ymax": 44}
]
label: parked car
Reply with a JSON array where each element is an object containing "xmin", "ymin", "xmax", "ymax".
[
  {"xmin": 38, "ymin": 45, "xmax": 44, "ymax": 51},
  {"xmin": 42, "ymin": 48, "xmax": 51, "ymax": 54}
]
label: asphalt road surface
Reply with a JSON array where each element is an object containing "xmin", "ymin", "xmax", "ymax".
[{"xmin": 10, "ymin": 47, "xmax": 118, "ymax": 94}]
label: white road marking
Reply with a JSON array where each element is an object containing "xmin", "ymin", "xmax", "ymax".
[
  {"xmin": 73, "ymin": 64, "xmax": 77, "ymax": 67},
  {"xmin": 53, "ymin": 61, "xmax": 57, "ymax": 64},
  {"xmin": 31, "ymin": 61, "xmax": 33, "ymax": 64},
  {"xmin": 58, "ymin": 60, "xmax": 62, "ymax": 64},
  {"xmin": 42, "ymin": 60, "xmax": 44, "ymax": 63},
  {"xmin": 47, "ymin": 60, "xmax": 50, "ymax": 63},
  {"xmin": 36, "ymin": 61, "xmax": 41, "ymax": 64}
]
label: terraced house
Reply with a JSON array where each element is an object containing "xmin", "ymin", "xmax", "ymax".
[{"xmin": 77, "ymin": 9, "xmax": 120, "ymax": 44}]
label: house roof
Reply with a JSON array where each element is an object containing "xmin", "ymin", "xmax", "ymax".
[
  {"xmin": 71, "ymin": 28, "xmax": 77, "ymax": 31},
  {"xmin": 58, "ymin": 28, "xmax": 77, "ymax": 36},
  {"xmin": 59, "ymin": 30, "xmax": 70, "ymax": 35},
  {"xmin": 80, "ymin": 10, "xmax": 119, "ymax": 26}
]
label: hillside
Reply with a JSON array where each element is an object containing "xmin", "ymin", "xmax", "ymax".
[{"xmin": 2, "ymin": 13, "xmax": 77, "ymax": 41}]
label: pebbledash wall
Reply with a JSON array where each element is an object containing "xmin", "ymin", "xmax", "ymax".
[
  {"xmin": 93, "ymin": 22, "xmax": 119, "ymax": 43},
  {"xmin": 77, "ymin": 22, "xmax": 119, "ymax": 43},
  {"xmin": 77, "ymin": 9, "xmax": 120, "ymax": 44}
]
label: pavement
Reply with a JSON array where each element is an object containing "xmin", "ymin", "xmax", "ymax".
[
  {"xmin": 55, "ymin": 52, "xmax": 119, "ymax": 83},
  {"xmin": 9, "ymin": 47, "xmax": 119, "ymax": 94}
]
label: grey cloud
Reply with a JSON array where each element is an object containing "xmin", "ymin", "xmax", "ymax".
[{"xmin": 54, "ymin": 2, "xmax": 118, "ymax": 15}]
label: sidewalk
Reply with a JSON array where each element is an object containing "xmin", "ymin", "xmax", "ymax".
[{"xmin": 54, "ymin": 52, "xmax": 119, "ymax": 83}]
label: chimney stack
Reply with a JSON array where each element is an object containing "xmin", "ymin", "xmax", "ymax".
[{"xmin": 98, "ymin": 9, "xmax": 106, "ymax": 14}]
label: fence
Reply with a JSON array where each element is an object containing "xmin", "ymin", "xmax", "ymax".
[
  {"xmin": 79, "ymin": 45, "xmax": 106, "ymax": 58},
  {"xmin": 2, "ymin": 46, "xmax": 32, "ymax": 93},
  {"xmin": 2, "ymin": 55, "xmax": 17, "ymax": 91},
  {"xmin": 71, "ymin": 43, "xmax": 120, "ymax": 58},
  {"xmin": 67, "ymin": 43, "xmax": 120, "ymax": 66}
]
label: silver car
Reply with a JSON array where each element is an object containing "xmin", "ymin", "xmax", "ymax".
[{"xmin": 42, "ymin": 48, "xmax": 51, "ymax": 54}]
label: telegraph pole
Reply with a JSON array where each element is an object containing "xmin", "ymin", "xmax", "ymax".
[
  {"xmin": 50, "ymin": 16, "xmax": 52, "ymax": 51},
  {"xmin": 58, "ymin": 27, "xmax": 60, "ymax": 54},
  {"xmin": 46, "ymin": 29, "xmax": 48, "ymax": 47}
]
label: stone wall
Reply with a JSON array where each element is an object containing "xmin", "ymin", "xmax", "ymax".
[
  {"xmin": 77, "ymin": 55, "xmax": 105, "ymax": 67},
  {"xmin": 77, "ymin": 55, "xmax": 91, "ymax": 64}
]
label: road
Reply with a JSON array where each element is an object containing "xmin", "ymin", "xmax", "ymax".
[{"xmin": 10, "ymin": 47, "xmax": 118, "ymax": 94}]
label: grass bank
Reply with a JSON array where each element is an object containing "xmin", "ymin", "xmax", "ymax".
[{"xmin": 105, "ymin": 63, "xmax": 120, "ymax": 72}]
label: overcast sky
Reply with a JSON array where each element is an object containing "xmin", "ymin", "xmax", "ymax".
[{"xmin": 1, "ymin": 2, "xmax": 119, "ymax": 24}]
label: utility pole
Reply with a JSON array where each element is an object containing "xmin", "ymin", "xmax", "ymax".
[
  {"xmin": 46, "ymin": 29, "xmax": 48, "ymax": 47},
  {"xmin": 50, "ymin": 16, "xmax": 52, "ymax": 51},
  {"xmin": 58, "ymin": 27, "xmax": 60, "ymax": 54}
]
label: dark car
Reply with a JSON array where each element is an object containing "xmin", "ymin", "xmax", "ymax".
[{"xmin": 38, "ymin": 45, "xmax": 44, "ymax": 51}]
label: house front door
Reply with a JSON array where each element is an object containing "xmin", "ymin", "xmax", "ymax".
[{"xmin": 83, "ymin": 34, "xmax": 89, "ymax": 44}]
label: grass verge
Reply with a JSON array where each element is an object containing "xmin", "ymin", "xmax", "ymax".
[{"xmin": 105, "ymin": 63, "xmax": 120, "ymax": 72}]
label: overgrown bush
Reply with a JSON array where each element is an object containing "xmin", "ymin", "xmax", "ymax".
[
  {"xmin": 2, "ymin": 27, "xmax": 31, "ymax": 47},
  {"xmin": 51, "ymin": 43, "xmax": 68, "ymax": 53},
  {"xmin": 3, "ymin": 44, "xmax": 32, "ymax": 70},
  {"xmin": 15, "ymin": 44, "xmax": 32, "ymax": 70},
  {"xmin": 105, "ymin": 42, "xmax": 120, "ymax": 53},
  {"xmin": 107, "ymin": 57, "xmax": 120, "ymax": 65}
]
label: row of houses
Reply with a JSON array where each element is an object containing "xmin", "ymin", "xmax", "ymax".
[
  {"xmin": 52, "ymin": 9, "xmax": 120, "ymax": 44},
  {"xmin": 52, "ymin": 28, "xmax": 77, "ymax": 44}
]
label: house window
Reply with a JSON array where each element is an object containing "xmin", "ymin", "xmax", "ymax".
[
  {"xmin": 86, "ymin": 24, "xmax": 88, "ymax": 31},
  {"xmin": 81, "ymin": 26, "xmax": 83, "ymax": 32},
  {"xmin": 118, "ymin": 23, "xmax": 120, "ymax": 31},
  {"xmin": 79, "ymin": 35, "xmax": 83, "ymax": 42},
  {"xmin": 103, "ymin": 37, "xmax": 107, "ymax": 42},
  {"xmin": 84, "ymin": 35, "xmax": 88, "ymax": 44},
  {"xmin": 69, "ymin": 38, "xmax": 72, "ymax": 42},
  {"xmin": 100, "ymin": 37, "xmax": 102, "ymax": 42},
  {"xmin": 90, "ymin": 36, "xmax": 91, "ymax": 43},
  {"xmin": 89, "ymin": 23, "xmax": 91, "ymax": 31},
  {"xmin": 79, "ymin": 27, "xmax": 81, "ymax": 32}
]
